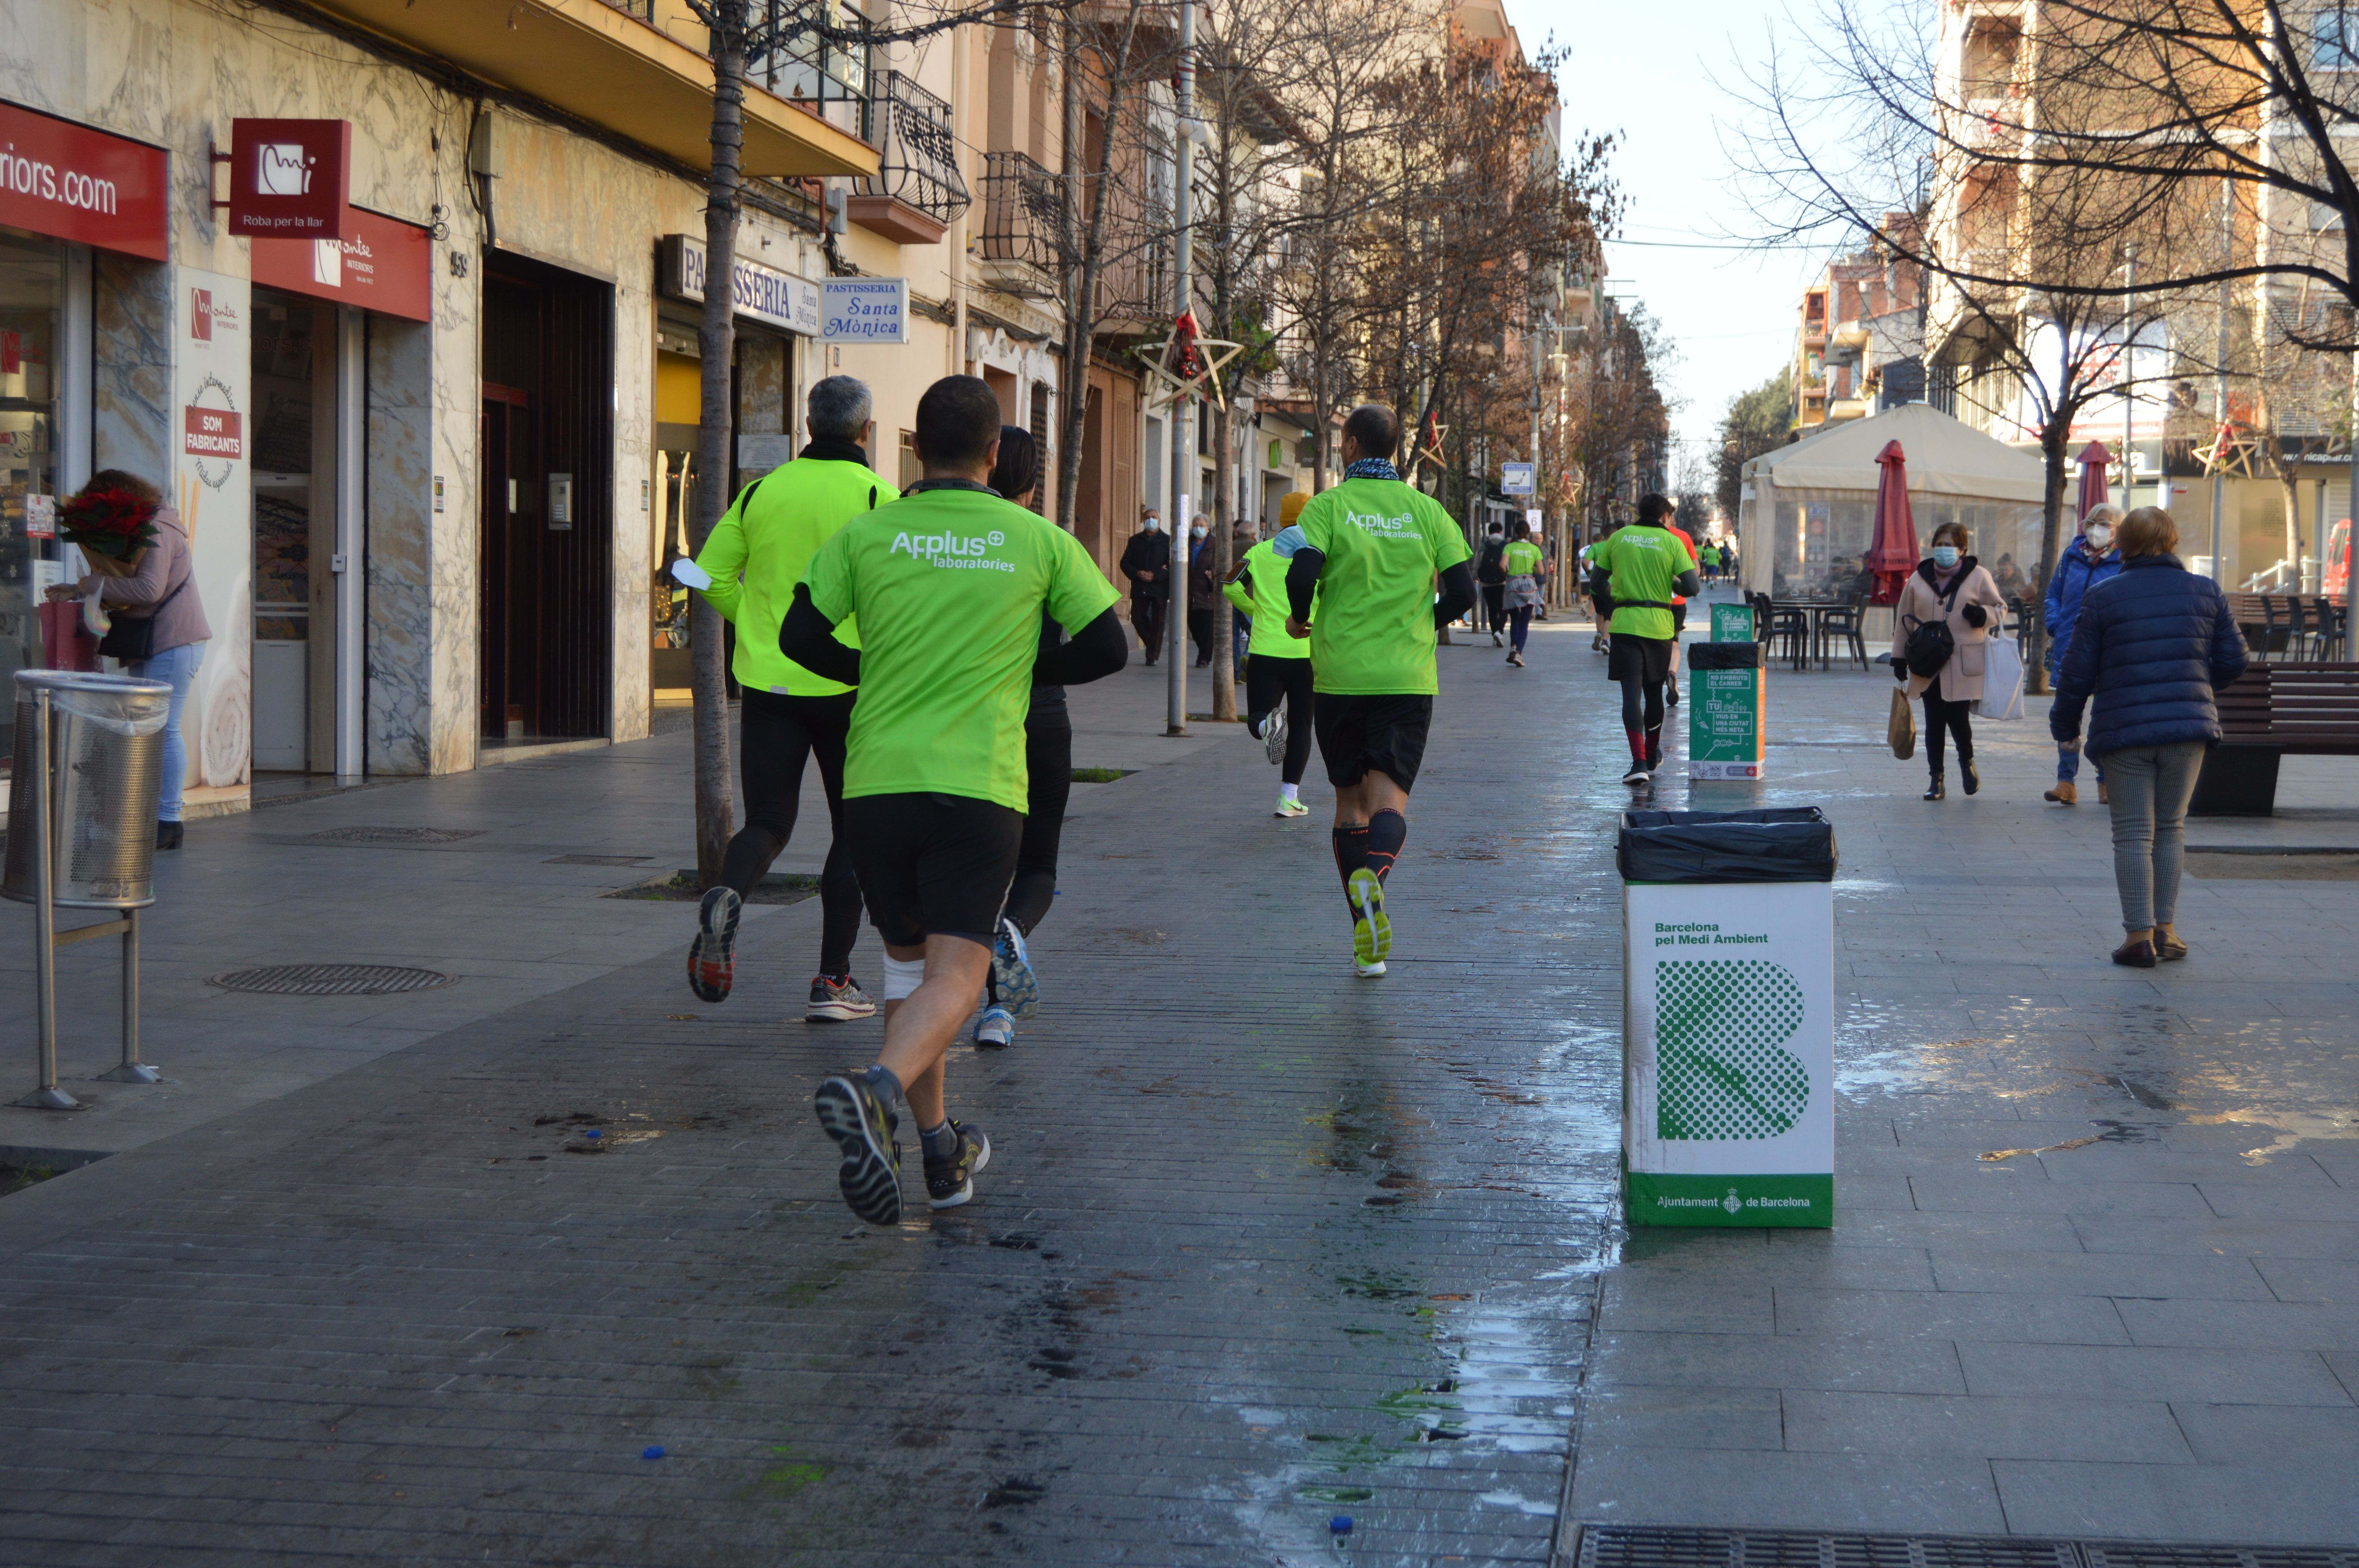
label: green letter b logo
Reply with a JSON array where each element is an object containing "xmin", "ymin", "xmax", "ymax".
[{"xmin": 1655, "ymin": 959, "xmax": 1809, "ymax": 1142}]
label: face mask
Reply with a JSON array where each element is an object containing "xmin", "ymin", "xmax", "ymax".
[
  {"xmin": 1191, "ymin": 525, "xmax": 1207, "ymax": 539},
  {"xmin": 1932, "ymin": 545, "xmax": 1960, "ymax": 569},
  {"xmin": 2085, "ymin": 526, "xmax": 2114, "ymax": 551},
  {"xmin": 1144, "ymin": 517, "xmax": 1162, "ymax": 531}
]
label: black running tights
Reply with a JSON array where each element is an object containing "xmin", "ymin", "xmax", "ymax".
[
  {"xmin": 1004, "ymin": 718, "xmax": 1071, "ymax": 936},
  {"xmin": 723, "ymin": 688, "xmax": 860, "ymax": 976},
  {"xmin": 1244, "ymin": 654, "xmax": 1316, "ymax": 785},
  {"xmin": 1618, "ymin": 673, "xmax": 1666, "ymax": 739},
  {"xmin": 1921, "ymin": 690, "xmax": 1975, "ymax": 770}
]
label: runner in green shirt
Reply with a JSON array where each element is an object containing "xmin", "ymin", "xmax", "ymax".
[
  {"xmin": 1282, "ymin": 404, "xmax": 1478, "ymax": 977},
  {"xmin": 1500, "ymin": 524, "xmax": 1543, "ymax": 668},
  {"xmin": 1588, "ymin": 494, "xmax": 1701, "ymax": 784},
  {"xmin": 786, "ymin": 377, "xmax": 1127, "ymax": 1226},
  {"xmin": 677, "ymin": 376, "xmax": 894, "ymax": 1021},
  {"xmin": 1222, "ymin": 490, "xmax": 1318, "ymax": 817}
]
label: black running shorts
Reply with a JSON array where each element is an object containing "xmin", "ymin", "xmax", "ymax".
[
  {"xmin": 1608, "ymin": 633, "xmax": 1675, "ymax": 686},
  {"xmin": 1312, "ymin": 692, "xmax": 1435, "ymax": 792},
  {"xmin": 842, "ymin": 791, "xmax": 1023, "ymax": 949}
]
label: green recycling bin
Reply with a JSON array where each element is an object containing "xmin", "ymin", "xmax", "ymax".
[
  {"xmin": 1618, "ymin": 808, "xmax": 1836, "ymax": 1227},
  {"xmin": 1687, "ymin": 640, "xmax": 1765, "ymax": 780}
]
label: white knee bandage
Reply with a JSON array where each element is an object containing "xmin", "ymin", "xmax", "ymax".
[{"xmin": 881, "ymin": 954, "xmax": 926, "ymax": 1002}]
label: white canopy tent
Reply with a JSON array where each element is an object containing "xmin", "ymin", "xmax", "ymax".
[{"xmin": 1738, "ymin": 404, "xmax": 2049, "ymax": 604}]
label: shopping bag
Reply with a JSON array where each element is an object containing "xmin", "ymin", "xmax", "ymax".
[
  {"xmin": 1976, "ymin": 635, "xmax": 2025, "ymax": 721},
  {"xmin": 1888, "ymin": 686, "xmax": 1916, "ymax": 760},
  {"xmin": 38, "ymin": 599, "xmax": 96, "ymax": 671}
]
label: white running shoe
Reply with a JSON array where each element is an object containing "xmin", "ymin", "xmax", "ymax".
[
  {"xmin": 1261, "ymin": 707, "xmax": 1289, "ymax": 765},
  {"xmin": 1274, "ymin": 794, "xmax": 1310, "ymax": 818},
  {"xmin": 1356, "ymin": 959, "xmax": 1387, "ymax": 978}
]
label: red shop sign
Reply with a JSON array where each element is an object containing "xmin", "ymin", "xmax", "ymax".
[
  {"xmin": 182, "ymin": 405, "xmax": 243, "ymax": 460},
  {"xmin": 0, "ymin": 100, "xmax": 169, "ymax": 260},
  {"xmin": 227, "ymin": 118, "xmax": 349, "ymax": 240},
  {"xmin": 251, "ymin": 205, "xmax": 432, "ymax": 323}
]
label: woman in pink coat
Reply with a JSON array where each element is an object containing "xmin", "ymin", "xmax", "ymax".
[{"xmin": 1891, "ymin": 521, "xmax": 2007, "ymax": 800}]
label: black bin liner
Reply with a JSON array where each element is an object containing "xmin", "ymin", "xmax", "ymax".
[
  {"xmin": 1687, "ymin": 641, "xmax": 1763, "ymax": 671},
  {"xmin": 1618, "ymin": 807, "xmax": 1837, "ymax": 885}
]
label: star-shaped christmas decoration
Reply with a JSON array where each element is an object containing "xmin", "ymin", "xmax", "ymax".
[
  {"xmin": 2199, "ymin": 418, "xmax": 2259, "ymax": 477},
  {"xmin": 1137, "ymin": 310, "xmax": 1245, "ymax": 410}
]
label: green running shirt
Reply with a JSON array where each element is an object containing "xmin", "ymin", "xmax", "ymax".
[
  {"xmin": 1597, "ymin": 524, "xmax": 1697, "ymax": 641},
  {"xmin": 1221, "ymin": 540, "xmax": 1313, "ymax": 659},
  {"xmin": 802, "ymin": 487, "xmax": 1119, "ymax": 811},
  {"xmin": 693, "ymin": 457, "xmax": 898, "ymax": 697},
  {"xmin": 1296, "ymin": 477, "xmax": 1473, "ymax": 695},
  {"xmin": 1502, "ymin": 539, "xmax": 1541, "ymax": 577}
]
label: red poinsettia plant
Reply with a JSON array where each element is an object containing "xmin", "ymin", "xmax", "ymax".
[{"xmin": 59, "ymin": 482, "xmax": 160, "ymax": 569}]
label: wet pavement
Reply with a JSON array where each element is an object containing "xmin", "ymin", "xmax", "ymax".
[
  {"xmin": 0, "ymin": 622, "xmax": 1626, "ymax": 1566},
  {"xmin": 2, "ymin": 600, "xmax": 2354, "ymax": 1563}
]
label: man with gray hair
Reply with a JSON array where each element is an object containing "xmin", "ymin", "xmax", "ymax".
[{"xmin": 677, "ymin": 374, "xmax": 898, "ymax": 1019}]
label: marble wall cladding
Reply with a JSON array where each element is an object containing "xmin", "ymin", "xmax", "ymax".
[
  {"xmin": 427, "ymin": 207, "xmax": 479, "ymax": 777},
  {"xmin": 741, "ymin": 336, "xmax": 786, "ymax": 434},
  {"xmin": 367, "ymin": 318, "xmax": 434, "ymax": 775},
  {"xmin": 92, "ymin": 255, "xmax": 171, "ymax": 481}
]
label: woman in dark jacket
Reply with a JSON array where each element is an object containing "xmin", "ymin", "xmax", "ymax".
[
  {"xmin": 2049, "ymin": 508, "xmax": 2247, "ymax": 968},
  {"xmin": 2041, "ymin": 505, "xmax": 2123, "ymax": 806}
]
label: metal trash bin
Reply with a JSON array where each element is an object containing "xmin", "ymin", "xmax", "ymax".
[
  {"xmin": 4, "ymin": 670, "xmax": 173, "ymax": 1110},
  {"xmin": 1618, "ymin": 807, "xmax": 1837, "ymax": 1227},
  {"xmin": 4, "ymin": 670, "xmax": 173, "ymax": 910}
]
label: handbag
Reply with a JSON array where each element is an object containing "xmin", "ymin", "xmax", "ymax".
[
  {"xmin": 95, "ymin": 571, "xmax": 187, "ymax": 664},
  {"xmin": 1976, "ymin": 634, "xmax": 2025, "ymax": 721},
  {"xmin": 1888, "ymin": 686, "xmax": 1917, "ymax": 760},
  {"xmin": 1900, "ymin": 572, "xmax": 1968, "ymax": 679}
]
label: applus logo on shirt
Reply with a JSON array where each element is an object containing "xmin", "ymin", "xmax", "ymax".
[
  {"xmin": 890, "ymin": 529, "xmax": 1016, "ymax": 572},
  {"xmin": 1343, "ymin": 509, "xmax": 1413, "ymax": 536}
]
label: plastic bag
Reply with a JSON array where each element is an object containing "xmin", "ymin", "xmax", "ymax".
[
  {"xmin": 1976, "ymin": 635, "xmax": 2025, "ymax": 720},
  {"xmin": 1617, "ymin": 808, "xmax": 1838, "ymax": 885},
  {"xmin": 1888, "ymin": 686, "xmax": 1916, "ymax": 760}
]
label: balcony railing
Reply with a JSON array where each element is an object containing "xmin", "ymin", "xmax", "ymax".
[
  {"xmin": 749, "ymin": 0, "xmax": 870, "ymax": 143},
  {"xmin": 849, "ymin": 71, "xmax": 969, "ymax": 243},
  {"xmin": 981, "ymin": 151, "xmax": 1065, "ymax": 285}
]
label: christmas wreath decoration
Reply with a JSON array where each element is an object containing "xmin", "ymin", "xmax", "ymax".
[{"xmin": 60, "ymin": 483, "xmax": 159, "ymax": 565}]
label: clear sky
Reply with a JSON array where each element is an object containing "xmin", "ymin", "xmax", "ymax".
[{"xmin": 1517, "ymin": 0, "xmax": 1828, "ymax": 468}]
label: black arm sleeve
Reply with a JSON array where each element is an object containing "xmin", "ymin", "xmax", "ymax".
[
  {"xmin": 780, "ymin": 583, "xmax": 861, "ymax": 687},
  {"xmin": 1285, "ymin": 547, "xmax": 1325, "ymax": 624},
  {"xmin": 1034, "ymin": 606, "xmax": 1128, "ymax": 686},
  {"xmin": 1674, "ymin": 567, "xmax": 1703, "ymax": 599},
  {"xmin": 1433, "ymin": 560, "xmax": 1478, "ymax": 629}
]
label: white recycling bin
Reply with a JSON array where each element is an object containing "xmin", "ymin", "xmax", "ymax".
[{"xmin": 1619, "ymin": 808, "xmax": 1836, "ymax": 1228}]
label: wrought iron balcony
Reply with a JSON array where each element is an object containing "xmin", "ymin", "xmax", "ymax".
[
  {"xmin": 980, "ymin": 151, "xmax": 1066, "ymax": 289},
  {"xmin": 849, "ymin": 71, "xmax": 969, "ymax": 244}
]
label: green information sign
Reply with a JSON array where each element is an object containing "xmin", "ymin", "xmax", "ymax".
[
  {"xmin": 1710, "ymin": 602, "xmax": 1754, "ymax": 642},
  {"xmin": 1687, "ymin": 641, "xmax": 1764, "ymax": 780}
]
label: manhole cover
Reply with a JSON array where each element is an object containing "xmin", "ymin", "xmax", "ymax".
[
  {"xmin": 307, "ymin": 826, "xmax": 484, "ymax": 845},
  {"xmin": 207, "ymin": 964, "xmax": 457, "ymax": 996}
]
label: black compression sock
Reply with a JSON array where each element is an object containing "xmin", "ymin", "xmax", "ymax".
[
  {"xmin": 1365, "ymin": 808, "xmax": 1407, "ymax": 885},
  {"xmin": 1332, "ymin": 824, "xmax": 1370, "ymax": 914}
]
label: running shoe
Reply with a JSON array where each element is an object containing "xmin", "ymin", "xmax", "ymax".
[
  {"xmin": 686, "ymin": 886, "xmax": 741, "ymax": 1004},
  {"xmin": 1348, "ymin": 867, "xmax": 1390, "ymax": 970},
  {"xmin": 1274, "ymin": 794, "xmax": 1310, "ymax": 818},
  {"xmin": 1666, "ymin": 677, "xmax": 1681, "ymax": 706},
  {"xmin": 1262, "ymin": 706, "xmax": 1289, "ymax": 765},
  {"xmin": 991, "ymin": 917, "xmax": 1040, "ymax": 1021},
  {"xmin": 1621, "ymin": 762, "xmax": 1652, "ymax": 786},
  {"xmin": 973, "ymin": 1005, "xmax": 1016, "ymax": 1047},
  {"xmin": 807, "ymin": 974, "xmax": 877, "ymax": 1022},
  {"xmin": 1356, "ymin": 958, "xmax": 1387, "ymax": 979},
  {"xmin": 1507, "ymin": 652, "xmax": 1525, "ymax": 668},
  {"xmin": 924, "ymin": 1121, "xmax": 992, "ymax": 1210},
  {"xmin": 813, "ymin": 1073, "xmax": 902, "ymax": 1225}
]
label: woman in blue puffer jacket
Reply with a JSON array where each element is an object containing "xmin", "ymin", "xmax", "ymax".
[
  {"xmin": 2041, "ymin": 505, "xmax": 2123, "ymax": 805},
  {"xmin": 2050, "ymin": 507, "xmax": 2246, "ymax": 969}
]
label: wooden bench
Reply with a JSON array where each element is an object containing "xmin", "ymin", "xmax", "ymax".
[{"xmin": 2190, "ymin": 661, "xmax": 2359, "ymax": 815}]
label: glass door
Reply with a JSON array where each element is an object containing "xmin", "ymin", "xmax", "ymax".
[
  {"xmin": 0, "ymin": 227, "xmax": 64, "ymax": 769},
  {"xmin": 249, "ymin": 291, "xmax": 316, "ymax": 772}
]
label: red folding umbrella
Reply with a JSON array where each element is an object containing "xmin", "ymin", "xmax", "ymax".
[
  {"xmin": 1866, "ymin": 440, "xmax": 1918, "ymax": 605},
  {"xmin": 2075, "ymin": 440, "xmax": 2110, "ymax": 525}
]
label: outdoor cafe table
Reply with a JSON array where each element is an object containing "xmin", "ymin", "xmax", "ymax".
[{"xmin": 1770, "ymin": 599, "xmax": 1848, "ymax": 671}]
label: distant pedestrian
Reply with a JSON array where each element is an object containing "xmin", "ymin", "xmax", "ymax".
[
  {"xmin": 2042, "ymin": 505, "xmax": 2123, "ymax": 807},
  {"xmin": 1230, "ymin": 522, "xmax": 1258, "ymax": 666},
  {"xmin": 1501, "ymin": 520, "xmax": 1543, "ymax": 668},
  {"xmin": 1891, "ymin": 521, "xmax": 2006, "ymax": 801},
  {"xmin": 2049, "ymin": 507, "xmax": 2246, "ymax": 968},
  {"xmin": 1187, "ymin": 516, "xmax": 1216, "ymax": 666},
  {"xmin": 1225, "ymin": 490, "xmax": 1318, "ymax": 818},
  {"xmin": 1476, "ymin": 523, "xmax": 1509, "ymax": 646},
  {"xmin": 1534, "ymin": 534, "xmax": 1554, "ymax": 620},
  {"xmin": 1120, "ymin": 506, "xmax": 1170, "ymax": 665}
]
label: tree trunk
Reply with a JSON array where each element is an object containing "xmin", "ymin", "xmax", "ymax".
[
  {"xmin": 2026, "ymin": 419, "xmax": 2071, "ymax": 696},
  {"xmin": 1210, "ymin": 395, "xmax": 1236, "ymax": 717},
  {"xmin": 1310, "ymin": 330, "xmax": 1330, "ymax": 492},
  {"xmin": 690, "ymin": 0, "xmax": 747, "ymax": 889}
]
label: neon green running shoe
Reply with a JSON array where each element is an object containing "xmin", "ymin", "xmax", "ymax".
[
  {"xmin": 1348, "ymin": 867, "xmax": 1390, "ymax": 973},
  {"xmin": 1274, "ymin": 794, "xmax": 1310, "ymax": 818}
]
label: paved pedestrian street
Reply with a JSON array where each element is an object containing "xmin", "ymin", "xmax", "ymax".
[{"xmin": 3, "ymin": 605, "xmax": 2356, "ymax": 1564}]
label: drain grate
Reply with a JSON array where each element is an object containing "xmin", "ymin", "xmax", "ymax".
[
  {"xmin": 208, "ymin": 964, "xmax": 457, "ymax": 996},
  {"xmin": 1576, "ymin": 1531, "xmax": 2357, "ymax": 1568},
  {"xmin": 307, "ymin": 826, "xmax": 485, "ymax": 845}
]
